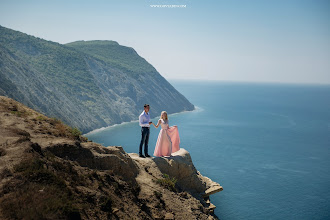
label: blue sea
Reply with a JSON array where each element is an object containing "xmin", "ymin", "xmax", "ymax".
[{"xmin": 85, "ymin": 81, "xmax": 330, "ymax": 219}]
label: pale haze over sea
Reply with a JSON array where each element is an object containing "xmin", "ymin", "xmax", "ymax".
[{"xmin": 0, "ymin": 0, "xmax": 329, "ymax": 84}]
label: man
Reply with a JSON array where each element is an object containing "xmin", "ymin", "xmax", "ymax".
[{"xmin": 139, "ymin": 104, "xmax": 152, "ymax": 158}]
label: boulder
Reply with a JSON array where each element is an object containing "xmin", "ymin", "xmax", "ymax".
[
  {"xmin": 46, "ymin": 142, "xmax": 139, "ymax": 184},
  {"xmin": 152, "ymin": 148, "xmax": 223, "ymax": 195}
]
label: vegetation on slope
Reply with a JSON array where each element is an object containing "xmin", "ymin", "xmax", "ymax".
[
  {"xmin": 66, "ymin": 40, "xmax": 156, "ymax": 73},
  {"xmin": 0, "ymin": 25, "xmax": 194, "ymax": 133}
]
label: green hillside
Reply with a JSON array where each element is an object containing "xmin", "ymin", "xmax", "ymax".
[
  {"xmin": 0, "ymin": 26, "xmax": 101, "ymax": 97},
  {"xmin": 66, "ymin": 40, "xmax": 156, "ymax": 73},
  {"xmin": 0, "ymin": 25, "xmax": 194, "ymax": 133}
]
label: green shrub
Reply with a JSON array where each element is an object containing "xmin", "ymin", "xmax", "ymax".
[
  {"xmin": 10, "ymin": 110, "xmax": 22, "ymax": 117},
  {"xmin": 36, "ymin": 115, "xmax": 47, "ymax": 121},
  {"xmin": 156, "ymin": 173, "xmax": 177, "ymax": 192},
  {"xmin": 10, "ymin": 109, "xmax": 30, "ymax": 117},
  {"xmin": 49, "ymin": 117, "xmax": 62, "ymax": 125},
  {"xmin": 69, "ymin": 127, "xmax": 82, "ymax": 138}
]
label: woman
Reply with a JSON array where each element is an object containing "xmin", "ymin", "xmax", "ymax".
[{"xmin": 152, "ymin": 111, "xmax": 180, "ymax": 157}]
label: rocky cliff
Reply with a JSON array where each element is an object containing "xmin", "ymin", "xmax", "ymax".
[
  {"xmin": 0, "ymin": 96, "xmax": 222, "ymax": 219},
  {"xmin": 0, "ymin": 26, "xmax": 194, "ymax": 133}
]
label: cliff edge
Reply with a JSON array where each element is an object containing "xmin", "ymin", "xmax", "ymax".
[
  {"xmin": 129, "ymin": 149, "xmax": 223, "ymax": 217},
  {"xmin": 0, "ymin": 96, "xmax": 222, "ymax": 219}
]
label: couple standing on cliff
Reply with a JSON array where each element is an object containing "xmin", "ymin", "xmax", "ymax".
[{"xmin": 138, "ymin": 104, "xmax": 180, "ymax": 158}]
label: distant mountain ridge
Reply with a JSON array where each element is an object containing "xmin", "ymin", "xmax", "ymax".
[
  {"xmin": 0, "ymin": 25, "xmax": 194, "ymax": 133},
  {"xmin": 66, "ymin": 40, "xmax": 156, "ymax": 73}
]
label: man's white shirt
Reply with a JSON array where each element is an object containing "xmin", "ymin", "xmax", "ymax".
[{"xmin": 139, "ymin": 111, "xmax": 150, "ymax": 127}]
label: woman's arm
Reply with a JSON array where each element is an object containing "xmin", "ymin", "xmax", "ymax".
[{"xmin": 152, "ymin": 119, "xmax": 161, "ymax": 128}]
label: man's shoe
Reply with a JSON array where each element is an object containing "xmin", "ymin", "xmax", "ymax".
[
  {"xmin": 145, "ymin": 154, "xmax": 151, "ymax": 157},
  {"xmin": 139, "ymin": 154, "xmax": 145, "ymax": 158}
]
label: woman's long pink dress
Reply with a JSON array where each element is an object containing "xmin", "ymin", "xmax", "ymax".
[{"xmin": 153, "ymin": 119, "xmax": 180, "ymax": 157}]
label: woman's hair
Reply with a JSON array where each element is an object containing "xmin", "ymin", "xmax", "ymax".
[{"xmin": 160, "ymin": 111, "xmax": 168, "ymax": 123}]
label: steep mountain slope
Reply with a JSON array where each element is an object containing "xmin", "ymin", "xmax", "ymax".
[{"xmin": 0, "ymin": 26, "xmax": 194, "ymax": 133}]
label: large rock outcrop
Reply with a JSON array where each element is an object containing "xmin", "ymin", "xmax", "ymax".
[
  {"xmin": 129, "ymin": 149, "xmax": 223, "ymax": 215},
  {"xmin": 153, "ymin": 149, "xmax": 223, "ymax": 197}
]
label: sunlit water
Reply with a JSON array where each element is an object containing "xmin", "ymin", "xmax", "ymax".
[{"xmin": 86, "ymin": 81, "xmax": 330, "ymax": 219}]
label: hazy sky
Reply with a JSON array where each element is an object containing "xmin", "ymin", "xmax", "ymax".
[{"xmin": 1, "ymin": 0, "xmax": 329, "ymax": 84}]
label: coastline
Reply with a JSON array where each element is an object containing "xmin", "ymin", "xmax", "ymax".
[
  {"xmin": 169, "ymin": 79, "xmax": 330, "ymax": 87},
  {"xmin": 84, "ymin": 106, "xmax": 203, "ymax": 136}
]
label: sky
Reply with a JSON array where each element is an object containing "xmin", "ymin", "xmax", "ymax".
[{"xmin": 0, "ymin": 0, "xmax": 329, "ymax": 84}]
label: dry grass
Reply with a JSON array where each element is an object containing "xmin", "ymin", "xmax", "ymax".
[
  {"xmin": 1, "ymin": 183, "xmax": 80, "ymax": 220},
  {"xmin": 1, "ymin": 157, "xmax": 81, "ymax": 220},
  {"xmin": 1, "ymin": 96, "xmax": 87, "ymax": 142}
]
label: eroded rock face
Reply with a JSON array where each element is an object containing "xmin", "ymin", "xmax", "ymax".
[
  {"xmin": 152, "ymin": 149, "xmax": 223, "ymax": 196},
  {"xmin": 129, "ymin": 149, "xmax": 223, "ymax": 217},
  {"xmin": 46, "ymin": 142, "xmax": 139, "ymax": 184}
]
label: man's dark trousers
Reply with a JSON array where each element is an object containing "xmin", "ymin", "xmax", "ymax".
[{"xmin": 139, "ymin": 127, "xmax": 150, "ymax": 155}]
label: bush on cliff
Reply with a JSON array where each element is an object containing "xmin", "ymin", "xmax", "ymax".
[{"xmin": 155, "ymin": 173, "xmax": 177, "ymax": 192}]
